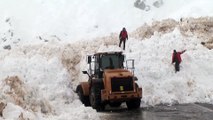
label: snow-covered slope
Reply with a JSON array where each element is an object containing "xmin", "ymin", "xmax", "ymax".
[
  {"xmin": 0, "ymin": 0, "xmax": 213, "ymax": 119},
  {"xmin": 1, "ymin": 0, "xmax": 213, "ymax": 44},
  {"xmin": 128, "ymin": 29, "xmax": 213, "ymax": 105}
]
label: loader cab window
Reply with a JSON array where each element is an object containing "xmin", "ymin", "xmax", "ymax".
[
  {"xmin": 93, "ymin": 53, "xmax": 124, "ymax": 78},
  {"xmin": 100, "ymin": 54, "xmax": 124, "ymax": 70}
]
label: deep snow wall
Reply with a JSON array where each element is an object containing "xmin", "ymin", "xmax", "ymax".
[
  {"xmin": 0, "ymin": 18, "xmax": 213, "ymax": 119},
  {"xmin": 1, "ymin": 0, "xmax": 213, "ymax": 119}
]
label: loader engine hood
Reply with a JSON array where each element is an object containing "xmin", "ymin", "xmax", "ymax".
[{"xmin": 103, "ymin": 69, "xmax": 134, "ymax": 92}]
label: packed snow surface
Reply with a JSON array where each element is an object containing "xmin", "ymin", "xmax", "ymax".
[{"xmin": 0, "ymin": 0, "xmax": 213, "ymax": 119}]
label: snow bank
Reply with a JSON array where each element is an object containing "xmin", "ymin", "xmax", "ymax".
[
  {"xmin": 127, "ymin": 28, "xmax": 213, "ymax": 106},
  {"xmin": 131, "ymin": 17, "xmax": 213, "ymax": 50},
  {"xmin": 2, "ymin": 102, "xmax": 24, "ymax": 120},
  {"xmin": 0, "ymin": 17, "xmax": 213, "ymax": 119},
  {"xmin": 0, "ymin": 37, "xmax": 119, "ymax": 119},
  {"xmin": 0, "ymin": 0, "xmax": 213, "ymax": 119}
]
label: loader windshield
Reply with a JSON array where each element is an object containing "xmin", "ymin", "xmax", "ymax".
[{"xmin": 100, "ymin": 54, "xmax": 124, "ymax": 70}]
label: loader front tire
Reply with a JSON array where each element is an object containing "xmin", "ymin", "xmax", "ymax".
[
  {"xmin": 89, "ymin": 85, "xmax": 105, "ymax": 111},
  {"xmin": 76, "ymin": 85, "xmax": 90, "ymax": 106}
]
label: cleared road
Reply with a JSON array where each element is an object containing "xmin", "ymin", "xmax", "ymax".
[{"xmin": 99, "ymin": 103, "xmax": 213, "ymax": 120}]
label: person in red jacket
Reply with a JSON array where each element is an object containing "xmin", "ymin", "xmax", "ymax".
[
  {"xmin": 172, "ymin": 49, "xmax": 186, "ymax": 72},
  {"xmin": 119, "ymin": 27, "xmax": 128, "ymax": 50}
]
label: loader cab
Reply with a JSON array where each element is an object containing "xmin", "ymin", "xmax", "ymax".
[
  {"xmin": 86, "ymin": 52, "xmax": 125, "ymax": 78},
  {"xmin": 99, "ymin": 52, "xmax": 124, "ymax": 70}
]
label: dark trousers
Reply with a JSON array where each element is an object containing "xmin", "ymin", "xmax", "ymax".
[
  {"xmin": 119, "ymin": 39, "xmax": 126, "ymax": 50},
  {"xmin": 175, "ymin": 62, "xmax": 180, "ymax": 72}
]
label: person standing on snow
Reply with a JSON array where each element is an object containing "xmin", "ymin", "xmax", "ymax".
[
  {"xmin": 119, "ymin": 27, "xmax": 128, "ymax": 50},
  {"xmin": 172, "ymin": 49, "xmax": 186, "ymax": 72}
]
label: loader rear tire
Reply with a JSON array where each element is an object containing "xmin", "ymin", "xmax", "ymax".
[{"xmin": 126, "ymin": 99, "xmax": 141, "ymax": 110}]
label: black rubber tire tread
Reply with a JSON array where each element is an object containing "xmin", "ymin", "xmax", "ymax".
[
  {"xmin": 126, "ymin": 83, "xmax": 141, "ymax": 109},
  {"xmin": 77, "ymin": 85, "xmax": 90, "ymax": 106},
  {"xmin": 126, "ymin": 99, "xmax": 141, "ymax": 110},
  {"xmin": 89, "ymin": 85, "xmax": 105, "ymax": 111}
]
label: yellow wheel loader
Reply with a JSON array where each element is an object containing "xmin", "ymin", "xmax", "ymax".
[{"xmin": 76, "ymin": 51, "xmax": 142, "ymax": 111}]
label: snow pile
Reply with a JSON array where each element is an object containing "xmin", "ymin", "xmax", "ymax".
[
  {"xmin": 131, "ymin": 17, "xmax": 213, "ymax": 49},
  {"xmin": 0, "ymin": 0, "xmax": 213, "ymax": 119},
  {"xmin": 131, "ymin": 19, "xmax": 178, "ymax": 40},
  {"xmin": 0, "ymin": 38, "xmax": 119, "ymax": 119},
  {"xmin": 0, "ymin": 24, "xmax": 212, "ymax": 119},
  {"xmin": 0, "ymin": 56, "xmax": 99, "ymax": 119},
  {"xmin": 179, "ymin": 17, "xmax": 213, "ymax": 49},
  {"xmin": 0, "ymin": 47, "xmax": 75, "ymax": 119},
  {"xmin": 0, "ymin": 76, "xmax": 50, "ymax": 119},
  {"xmin": 127, "ymin": 28, "xmax": 213, "ymax": 105}
]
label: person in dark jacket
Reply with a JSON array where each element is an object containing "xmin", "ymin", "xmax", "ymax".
[
  {"xmin": 119, "ymin": 27, "xmax": 128, "ymax": 50},
  {"xmin": 172, "ymin": 49, "xmax": 186, "ymax": 72}
]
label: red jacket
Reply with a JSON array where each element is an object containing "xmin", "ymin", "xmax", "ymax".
[
  {"xmin": 119, "ymin": 30, "xmax": 128, "ymax": 40},
  {"xmin": 172, "ymin": 50, "xmax": 186, "ymax": 63}
]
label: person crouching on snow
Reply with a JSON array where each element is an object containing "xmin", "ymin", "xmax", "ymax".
[
  {"xmin": 119, "ymin": 27, "xmax": 128, "ymax": 50},
  {"xmin": 172, "ymin": 49, "xmax": 186, "ymax": 72}
]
